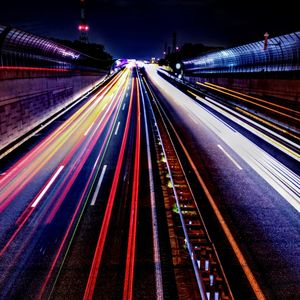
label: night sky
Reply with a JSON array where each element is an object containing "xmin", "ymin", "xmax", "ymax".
[{"xmin": 0, "ymin": 0, "xmax": 299, "ymax": 59}]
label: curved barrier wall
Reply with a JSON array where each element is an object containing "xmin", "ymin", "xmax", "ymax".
[
  {"xmin": 183, "ymin": 32, "xmax": 300, "ymax": 74},
  {"xmin": 0, "ymin": 24, "xmax": 95, "ymax": 71}
]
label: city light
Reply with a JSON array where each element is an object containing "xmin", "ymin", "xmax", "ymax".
[{"xmin": 78, "ymin": 24, "xmax": 89, "ymax": 31}]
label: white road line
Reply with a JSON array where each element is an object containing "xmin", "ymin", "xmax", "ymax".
[
  {"xmin": 218, "ymin": 144, "xmax": 243, "ymax": 170},
  {"xmin": 91, "ymin": 165, "xmax": 107, "ymax": 206},
  {"xmin": 84, "ymin": 122, "xmax": 94, "ymax": 136},
  {"xmin": 31, "ymin": 165, "xmax": 64, "ymax": 208},
  {"xmin": 122, "ymin": 103, "xmax": 126, "ymax": 111},
  {"xmin": 115, "ymin": 121, "xmax": 121, "ymax": 135}
]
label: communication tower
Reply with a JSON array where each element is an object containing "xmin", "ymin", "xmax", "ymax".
[{"xmin": 78, "ymin": 0, "xmax": 89, "ymax": 43}]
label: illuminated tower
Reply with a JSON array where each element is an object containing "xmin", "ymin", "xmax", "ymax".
[{"xmin": 78, "ymin": 0, "xmax": 89, "ymax": 43}]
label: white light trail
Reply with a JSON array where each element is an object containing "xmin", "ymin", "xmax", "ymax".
[{"xmin": 146, "ymin": 65, "xmax": 300, "ymax": 212}]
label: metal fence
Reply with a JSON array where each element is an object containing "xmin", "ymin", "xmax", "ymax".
[
  {"xmin": 183, "ymin": 32, "xmax": 300, "ymax": 75},
  {"xmin": 0, "ymin": 24, "xmax": 95, "ymax": 71}
]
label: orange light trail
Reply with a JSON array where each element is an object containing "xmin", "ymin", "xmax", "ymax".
[
  {"xmin": 204, "ymin": 81, "xmax": 300, "ymax": 116},
  {"xmin": 197, "ymin": 82, "xmax": 300, "ymax": 122}
]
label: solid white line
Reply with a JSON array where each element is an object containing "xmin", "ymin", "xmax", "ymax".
[
  {"xmin": 115, "ymin": 121, "xmax": 121, "ymax": 135},
  {"xmin": 84, "ymin": 122, "xmax": 94, "ymax": 136},
  {"xmin": 91, "ymin": 164, "xmax": 107, "ymax": 206},
  {"xmin": 218, "ymin": 144, "xmax": 243, "ymax": 170},
  {"xmin": 122, "ymin": 103, "xmax": 126, "ymax": 110},
  {"xmin": 31, "ymin": 165, "xmax": 64, "ymax": 208}
]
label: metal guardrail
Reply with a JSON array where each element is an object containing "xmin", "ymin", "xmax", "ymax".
[{"xmin": 183, "ymin": 31, "xmax": 300, "ymax": 74}]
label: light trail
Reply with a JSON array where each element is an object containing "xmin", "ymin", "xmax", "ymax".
[
  {"xmin": 0, "ymin": 70, "xmax": 127, "ymax": 213},
  {"xmin": 197, "ymin": 82, "xmax": 300, "ymax": 122},
  {"xmin": 187, "ymin": 89, "xmax": 300, "ymax": 158},
  {"xmin": 123, "ymin": 78, "xmax": 141, "ymax": 300},
  {"xmin": 192, "ymin": 89, "xmax": 300, "ymax": 211},
  {"xmin": 2, "ymin": 71, "xmax": 127, "ymax": 239},
  {"xmin": 204, "ymin": 81, "xmax": 300, "ymax": 116},
  {"xmin": 83, "ymin": 77, "xmax": 135, "ymax": 300},
  {"xmin": 0, "ymin": 70, "xmax": 130, "ymax": 299},
  {"xmin": 205, "ymin": 94, "xmax": 299, "ymax": 159}
]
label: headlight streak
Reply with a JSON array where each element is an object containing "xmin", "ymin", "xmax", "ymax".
[
  {"xmin": 202, "ymin": 94, "xmax": 300, "ymax": 160},
  {"xmin": 44, "ymin": 75, "xmax": 128, "ymax": 224},
  {"xmin": 196, "ymin": 106, "xmax": 300, "ymax": 212},
  {"xmin": 147, "ymin": 66, "xmax": 300, "ymax": 212},
  {"xmin": 187, "ymin": 89, "xmax": 300, "ymax": 160},
  {"xmin": 31, "ymin": 165, "xmax": 65, "ymax": 208}
]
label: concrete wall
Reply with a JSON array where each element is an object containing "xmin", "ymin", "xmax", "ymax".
[
  {"xmin": 0, "ymin": 70, "xmax": 107, "ymax": 152},
  {"xmin": 185, "ymin": 76, "xmax": 300, "ymax": 105}
]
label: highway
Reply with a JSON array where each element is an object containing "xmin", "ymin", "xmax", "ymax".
[{"xmin": 0, "ymin": 63, "xmax": 299, "ymax": 300}]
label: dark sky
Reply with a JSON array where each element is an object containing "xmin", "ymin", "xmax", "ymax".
[{"xmin": 0, "ymin": 0, "xmax": 299, "ymax": 59}]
